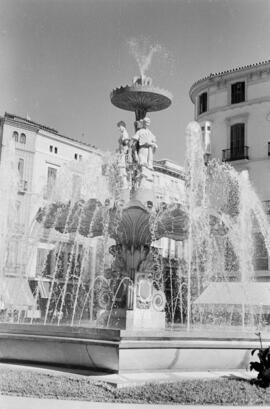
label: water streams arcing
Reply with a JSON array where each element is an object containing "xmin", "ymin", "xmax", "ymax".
[
  {"xmin": 184, "ymin": 123, "xmax": 270, "ymax": 331},
  {"xmin": 1, "ymin": 121, "xmax": 270, "ymax": 332}
]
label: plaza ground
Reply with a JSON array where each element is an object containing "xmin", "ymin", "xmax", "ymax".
[{"xmin": 0, "ymin": 362, "xmax": 269, "ymax": 406}]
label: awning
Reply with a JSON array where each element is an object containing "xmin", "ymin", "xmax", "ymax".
[
  {"xmin": 38, "ymin": 280, "xmax": 50, "ymax": 298},
  {"xmin": 194, "ymin": 282, "xmax": 270, "ymax": 307},
  {"xmin": 0, "ymin": 277, "xmax": 35, "ymax": 309}
]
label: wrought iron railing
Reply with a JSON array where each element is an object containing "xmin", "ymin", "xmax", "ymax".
[
  {"xmin": 263, "ymin": 200, "xmax": 270, "ymax": 215},
  {"xmin": 222, "ymin": 146, "xmax": 249, "ymax": 162}
]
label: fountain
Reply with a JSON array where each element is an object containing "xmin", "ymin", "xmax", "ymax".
[{"xmin": 1, "ymin": 42, "xmax": 270, "ymax": 372}]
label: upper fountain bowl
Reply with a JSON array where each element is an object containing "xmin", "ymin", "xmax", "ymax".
[{"xmin": 110, "ymin": 75, "xmax": 172, "ymax": 113}]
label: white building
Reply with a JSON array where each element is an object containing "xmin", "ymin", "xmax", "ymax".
[
  {"xmin": 0, "ymin": 112, "xmax": 102, "ymax": 280},
  {"xmin": 189, "ymin": 59, "xmax": 270, "ymax": 278}
]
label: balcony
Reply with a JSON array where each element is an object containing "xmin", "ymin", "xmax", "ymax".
[
  {"xmin": 222, "ymin": 146, "xmax": 249, "ymax": 162},
  {"xmin": 18, "ymin": 180, "xmax": 28, "ymax": 193},
  {"xmin": 263, "ymin": 200, "xmax": 270, "ymax": 215}
]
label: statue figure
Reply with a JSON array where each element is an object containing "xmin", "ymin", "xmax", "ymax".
[
  {"xmin": 117, "ymin": 121, "xmax": 130, "ymax": 186},
  {"xmin": 137, "ymin": 245, "xmax": 150, "ymax": 272},
  {"xmin": 117, "ymin": 121, "xmax": 130, "ymax": 156},
  {"xmin": 130, "ymin": 120, "xmax": 141, "ymax": 164},
  {"xmin": 133, "ymin": 117, "xmax": 157, "ymax": 169}
]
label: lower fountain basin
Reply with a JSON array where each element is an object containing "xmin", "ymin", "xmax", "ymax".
[{"xmin": 0, "ymin": 323, "xmax": 265, "ymax": 373}]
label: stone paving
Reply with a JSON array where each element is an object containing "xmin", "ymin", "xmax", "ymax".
[{"xmin": 0, "ymin": 395, "xmax": 263, "ymax": 409}]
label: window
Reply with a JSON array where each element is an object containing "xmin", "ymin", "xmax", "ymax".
[
  {"xmin": 20, "ymin": 133, "xmax": 26, "ymax": 144},
  {"xmin": 230, "ymin": 123, "xmax": 245, "ymax": 159},
  {"xmin": 254, "ymin": 232, "xmax": 268, "ymax": 271},
  {"xmin": 198, "ymin": 92, "xmax": 207, "ymax": 115},
  {"xmin": 36, "ymin": 248, "xmax": 52, "ymax": 277},
  {"xmin": 18, "ymin": 158, "xmax": 24, "ymax": 180},
  {"xmin": 12, "ymin": 131, "xmax": 18, "ymax": 142},
  {"xmin": 49, "ymin": 145, "xmax": 58, "ymax": 154},
  {"xmin": 46, "ymin": 167, "xmax": 57, "ymax": 198},
  {"xmin": 225, "ymin": 240, "xmax": 239, "ymax": 273},
  {"xmin": 6, "ymin": 240, "xmax": 20, "ymax": 267},
  {"xmin": 268, "ymin": 142, "xmax": 270, "ymax": 156},
  {"xmin": 231, "ymin": 82, "xmax": 245, "ymax": 104},
  {"xmin": 74, "ymin": 153, "xmax": 78, "ymax": 160}
]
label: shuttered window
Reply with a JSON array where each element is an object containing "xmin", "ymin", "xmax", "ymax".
[
  {"xmin": 230, "ymin": 123, "xmax": 245, "ymax": 159},
  {"xmin": 231, "ymin": 82, "xmax": 245, "ymax": 104}
]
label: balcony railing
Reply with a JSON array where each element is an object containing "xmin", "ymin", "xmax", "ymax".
[
  {"xmin": 263, "ymin": 200, "xmax": 270, "ymax": 215},
  {"xmin": 222, "ymin": 146, "xmax": 249, "ymax": 162}
]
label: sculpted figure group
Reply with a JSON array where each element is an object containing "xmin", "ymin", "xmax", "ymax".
[{"xmin": 117, "ymin": 117, "xmax": 157, "ymax": 170}]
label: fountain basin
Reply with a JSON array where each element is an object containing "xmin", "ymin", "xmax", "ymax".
[
  {"xmin": 0, "ymin": 323, "xmax": 264, "ymax": 373},
  {"xmin": 110, "ymin": 85, "xmax": 172, "ymax": 113}
]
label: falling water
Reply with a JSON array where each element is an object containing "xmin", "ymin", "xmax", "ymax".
[
  {"xmin": 184, "ymin": 121, "xmax": 208, "ymax": 330},
  {"xmin": 183, "ymin": 122, "xmax": 270, "ymax": 331},
  {"xmin": 0, "ymin": 136, "xmax": 19, "ymax": 276},
  {"xmin": 128, "ymin": 37, "xmax": 162, "ymax": 77},
  {"xmin": 2, "ymin": 118, "xmax": 270, "ymax": 333}
]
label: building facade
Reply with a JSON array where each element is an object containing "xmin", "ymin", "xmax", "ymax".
[
  {"xmin": 0, "ymin": 113, "xmax": 102, "ymax": 280},
  {"xmin": 189, "ymin": 59, "xmax": 270, "ymax": 278}
]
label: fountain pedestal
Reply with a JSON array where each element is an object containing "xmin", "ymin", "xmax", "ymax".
[
  {"xmin": 126, "ymin": 310, "xmax": 165, "ymax": 330},
  {"xmin": 125, "ymin": 272, "xmax": 166, "ymax": 330}
]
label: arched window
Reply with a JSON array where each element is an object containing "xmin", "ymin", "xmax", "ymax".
[
  {"xmin": 20, "ymin": 133, "xmax": 26, "ymax": 144},
  {"xmin": 12, "ymin": 131, "xmax": 18, "ymax": 142}
]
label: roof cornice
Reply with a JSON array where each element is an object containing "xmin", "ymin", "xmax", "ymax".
[
  {"xmin": 3, "ymin": 112, "xmax": 101, "ymax": 154},
  {"xmin": 189, "ymin": 59, "xmax": 270, "ymax": 103}
]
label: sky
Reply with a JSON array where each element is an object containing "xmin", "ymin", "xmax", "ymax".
[{"xmin": 1, "ymin": 0, "xmax": 270, "ymax": 165}]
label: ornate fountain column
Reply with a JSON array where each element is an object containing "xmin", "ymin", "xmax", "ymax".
[{"xmin": 110, "ymin": 75, "xmax": 173, "ymax": 329}]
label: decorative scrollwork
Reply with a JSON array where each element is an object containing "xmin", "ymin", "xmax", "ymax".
[
  {"xmin": 97, "ymin": 290, "xmax": 112, "ymax": 309},
  {"xmin": 152, "ymin": 290, "xmax": 166, "ymax": 312}
]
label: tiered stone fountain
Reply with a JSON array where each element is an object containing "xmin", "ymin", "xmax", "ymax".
[{"xmin": 2, "ymin": 45, "xmax": 270, "ymax": 372}]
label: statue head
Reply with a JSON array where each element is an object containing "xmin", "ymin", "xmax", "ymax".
[
  {"xmin": 147, "ymin": 200, "xmax": 153, "ymax": 210},
  {"xmin": 117, "ymin": 120, "xmax": 126, "ymax": 131},
  {"xmin": 143, "ymin": 117, "xmax": 151, "ymax": 128},
  {"xmin": 135, "ymin": 120, "xmax": 143, "ymax": 131}
]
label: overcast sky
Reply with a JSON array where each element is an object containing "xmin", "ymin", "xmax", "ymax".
[{"xmin": 1, "ymin": 0, "xmax": 270, "ymax": 165}]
